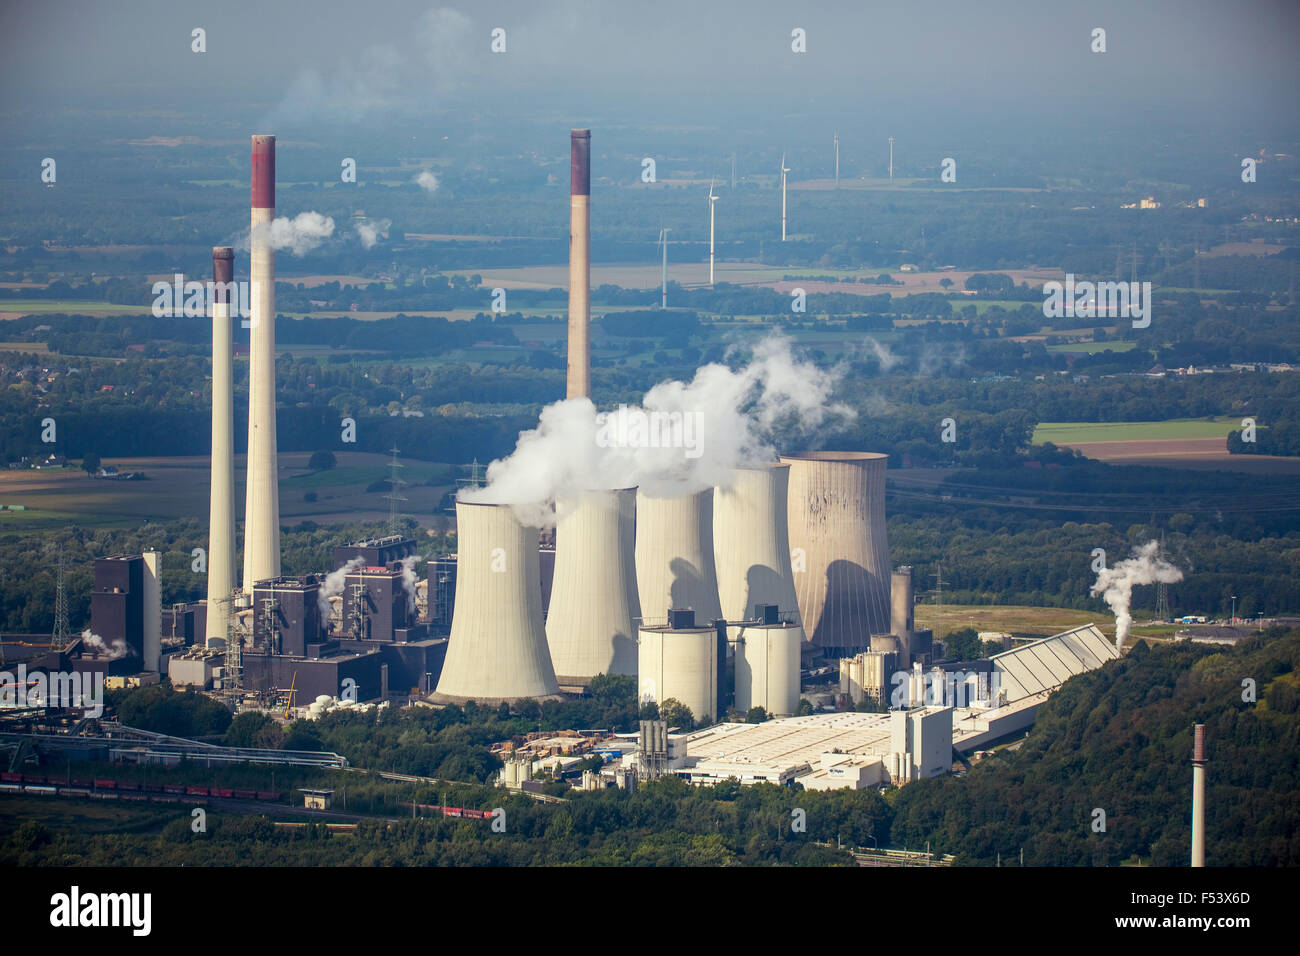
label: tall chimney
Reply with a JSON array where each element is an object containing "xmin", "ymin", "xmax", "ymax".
[
  {"xmin": 566, "ymin": 129, "xmax": 591, "ymax": 400},
  {"xmin": 1191, "ymin": 723, "xmax": 1207, "ymax": 867},
  {"xmin": 206, "ymin": 246, "xmax": 236, "ymax": 645},
  {"xmin": 142, "ymin": 550, "xmax": 160, "ymax": 672},
  {"xmin": 243, "ymin": 134, "xmax": 281, "ymax": 592}
]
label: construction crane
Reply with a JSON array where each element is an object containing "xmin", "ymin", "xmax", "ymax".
[{"xmin": 284, "ymin": 672, "xmax": 298, "ymax": 720}]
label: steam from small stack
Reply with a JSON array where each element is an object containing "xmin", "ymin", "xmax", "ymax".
[
  {"xmin": 206, "ymin": 246, "xmax": 236, "ymax": 646},
  {"xmin": 566, "ymin": 129, "xmax": 591, "ymax": 400},
  {"xmin": 243, "ymin": 134, "xmax": 282, "ymax": 591}
]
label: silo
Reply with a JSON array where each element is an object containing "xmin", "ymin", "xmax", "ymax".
[
  {"xmin": 780, "ymin": 451, "xmax": 891, "ymax": 653},
  {"xmin": 635, "ymin": 489, "xmax": 723, "ymax": 627},
  {"xmin": 638, "ymin": 611, "xmax": 718, "ymax": 728},
  {"xmin": 891, "ymin": 567, "xmax": 915, "ymax": 637},
  {"xmin": 433, "ymin": 501, "xmax": 560, "ymax": 704},
  {"xmin": 733, "ymin": 620, "xmax": 802, "ymax": 717},
  {"xmin": 871, "ymin": 633, "xmax": 902, "ymax": 655},
  {"xmin": 713, "ymin": 464, "xmax": 801, "ymax": 623},
  {"xmin": 546, "ymin": 488, "xmax": 640, "ymax": 685}
]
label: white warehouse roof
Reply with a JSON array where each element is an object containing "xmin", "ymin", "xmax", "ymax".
[{"xmin": 990, "ymin": 624, "xmax": 1119, "ymax": 703}]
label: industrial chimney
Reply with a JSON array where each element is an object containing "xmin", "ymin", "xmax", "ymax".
[
  {"xmin": 545, "ymin": 488, "xmax": 640, "ymax": 687},
  {"xmin": 142, "ymin": 550, "xmax": 160, "ymax": 672},
  {"xmin": 206, "ymin": 246, "xmax": 236, "ymax": 646},
  {"xmin": 635, "ymin": 489, "xmax": 723, "ymax": 628},
  {"xmin": 713, "ymin": 464, "xmax": 801, "ymax": 623},
  {"xmin": 780, "ymin": 452, "xmax": 892, "ymax": 653},
  {"xmin": 433, "ymin": 501, "xmax": 560, "ymax": 704},
  {"xmin": 566, "ymin": 129, "xmax": 591, "ymax": 400},
  {"xmin": 242, "ymin": 134, "xmax": 281, "ymax": 592},
  {"xmin": 1191, "ymin": 723, "xmax": 1207, "ymax": 867}
]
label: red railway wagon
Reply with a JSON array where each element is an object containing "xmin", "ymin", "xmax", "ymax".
[
  {"xmin": 0, "ymin": 772, "xmax": 21, "ymax": 783},
  {"xmin": 93, "ymin": 779, "xmax": 117, "ymax": 790},
  {"xmin": 117, "ymin": 780, "xmax": 140, "ymax": 791},
  {"xmin": 70, "ymin": 779, "xmax": 93, "ymax": 789},
  {"xmin": 211, "ymin": 787, "xmax": 234, "ymax": 798},
  {"xmin": 185, "ymin": 785, "xmax": 210, "ymax": 797},
  {"xmin": 255, "ymin": 791, "xmax": 279, "ymax": 801},
  {"xmin": 232, "ymin": 788, "xmax": 257, "ymax": 800}
]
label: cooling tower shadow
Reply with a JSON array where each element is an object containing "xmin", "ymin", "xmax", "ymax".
[
  {"xmin": 814, "ymin": 557, "xmax": 887, "ymax": 648},
  {"xmin": 668, "ymin": 556, "xmax": 711, "ymax": 618}
]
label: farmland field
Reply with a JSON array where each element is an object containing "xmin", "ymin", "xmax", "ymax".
[{"xmin": 1032, "ymin": 418, "xmax": 1242, "ymax": 444}]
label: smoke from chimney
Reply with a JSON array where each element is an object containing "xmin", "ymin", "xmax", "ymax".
[
  {"xmin": 398, "ymin": 554, "xmax": 421, "ymax": 616},
  {"xmin": 80, "ymin": 630, "xmax": 127, "ymax": 661},
  {"xmin": 318, "ymin": 557, "xmax": 364, "ymax": 619},
  {"xmin": 1090, "ymin": 540, "xmax": 1184, "ymax": 648}
]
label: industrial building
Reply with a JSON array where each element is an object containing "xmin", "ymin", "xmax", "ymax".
[
  {"xmin": 251, "ymin": 576, "xmax": 323, "ymax": 657},
  {"xmin": 339, "ymin": 566, "xmax": 410, "ymax": 642},
  {"xmin": 637, "ymin": 608, "xmax": 725, "ymax": 727},
  {"xmin": 333, "ymin": 535, "xmax": 417, "ymax": 570},
  {"xmin": 731, "ymin": 605, "xmax": 802, "ymax": 717}
]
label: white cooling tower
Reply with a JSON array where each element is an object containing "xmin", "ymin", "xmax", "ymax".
[
  {"xmin": 243, "ymin": 134, "xmax": 281, "ymax": 591},
  {"xmin": 433, "ymin": 501, "xmax": 560, "ymax": 704},
  {"xmin": 546, "ymin": 488, "xmax": 640, "ymax": 686},
  {"xmin": 781, "ymin": 451, "xmax": 892, "ymax": 652},
  {"xmin": 733, "ymin": 621, "xmax": 801, "ymax": 717},
  {"xmin": 635, "ymin": 489, "xmax": 723, "ymax": 626},
  {"xmin": 713, "ymin": 464, "xmax": 801, "ymax": 623}
]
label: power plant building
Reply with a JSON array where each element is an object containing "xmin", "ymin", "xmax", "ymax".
[
  {"xmin": 89, "ymin": 554, "xmax": 145, "ymax": 667},
  {"xmin": 333, "ymin": 535, "xmax": 417, "ymax": 570},
  {"xmin": 781, "ymin": 452, "xmax": 892, "ymax": 654},
  {"xmin": 340, "ymin": 566, "xmax": 409, "ymax": 642},
  {"xmin": 251, "ymin": 576, "xmax": 323, "ymax": 657}
]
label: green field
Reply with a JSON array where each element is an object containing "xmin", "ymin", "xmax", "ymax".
[
  {"xmin": 1032, "ymin": 417, "xmax": 1242, "ymax": 444},
  {"xmin": 1046, "ymin": 340, "xmax": 1139, "ymax": 354},
  {"xmin": 0, "ymin": 300, "xmax": 144, "ymax": 316}
]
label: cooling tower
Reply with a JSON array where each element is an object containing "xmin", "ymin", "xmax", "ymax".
[
  {"xmin": 433, "ymin": 501, "xmax": 560, "ymax": 704},
  {"xmin": 545, "ymin": 488, "xmax": 640, "ymax": 686},
  {"xmin": 206, "ymin": 246, "xmax": 236, "ymax": 646},
  {"xmin": 780, "ymin": 451, "xmax": 891, "ymax": 652},
  {"xmin": 566, "ymin": 129, "xmax": 591, "ymax": 399},
  {"xmin": 713, "ymin": 464, "xmax": 801, "ymax": 623},
  {"xmin": 635, "ymin": 489, "xmax": 723, "ymax": 626},
  {"xmin": 242, "ymin": 134, "xmax": 281, "ymax": 591}
]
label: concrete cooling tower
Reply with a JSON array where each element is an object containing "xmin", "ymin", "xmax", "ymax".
[
  {"xmin": 433, "ymin": 502, "xmax": 560, "ymax": 705},
  {"xmin": 780, "ymin": 451, "xmax": 892, "ymax": 653},
  {"xmin": 545, "ymin": 488, "xmax": 640, "ymax": 686},
  {"xmin": 713, "ymin": 464, "xmax": 802, "ymax": 624},
  {"xmin": 635, "ymin": 489, "xmax": 723, "ymax": 626}
]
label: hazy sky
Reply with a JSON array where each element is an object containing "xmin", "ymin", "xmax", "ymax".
[{"xmin": 1, "ymin": 0, "xmax": 1297, "ymax": 137}]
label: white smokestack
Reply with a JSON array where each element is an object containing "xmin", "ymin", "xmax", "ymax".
[
  {"xmin": 433, "ymin": 501, "xmax": 560, "ymax": 704},
  {"xmin": 142, "ymin": 550, "xmax": 160, "ymax": 672},
  {"xmin": 545, "ymin": 488, "xmax": 640, "ymax": 684},
  {"xmin": 206, "ymin": 246, "xmax": 236, "ymax": 647},
  {"xmin": 1090, "ymin": 540, "xmax": 1184, "ymax": 649},
  {"xmin": 243, "ymin": 134, "xmax": 282, "ymax": 592},
  {"xmin": 1192, "ymin": 723, "xmax": 1207, "ymax": 867},
  {"xmin": 319, "ymin": 557, "xmax": 364, "ymax": 619}
]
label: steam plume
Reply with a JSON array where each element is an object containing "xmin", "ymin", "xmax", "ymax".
[
  {"xmin": 246, "ymin": 212, "xmax": 336, "ymax": 256},
  {"xmin": 398, "ymin": 555, "xmax": 422, "ymax": 616},
  {"xmin": 79, "ymin": 629, "xmax": 127, "ymax": 660},
  {"xmin": 415, "ymin": 170, "xmax": 440, "ymax": 193},
  {"xmin": 356, "ymin": 218, "xmax": 391, "ymax": 249},
  {"xmin": 1090, "ymin": 540, "xmax": 1184, "ymax": 649},
  {"xmin": 318, "ymin": 557, "xmax": 364, "ymax": 618},
  {"xmin": 461, "ymin": 334, "xmax": 853, "ymax": 526}
]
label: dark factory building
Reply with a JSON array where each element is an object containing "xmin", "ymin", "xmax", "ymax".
[
  {"xmin": 426, "ymin": 556, "xmax": 457, "ymax": 631},
  {"xmin": 334, "ymin": 637, "xmax": 448, "ymax": 697},
  {"xmin": 162, "ymin": 602, "xmax": 206, "ymax": 646},
  {"xmin": 241, "ymin": 645, "xmax": 384, "ymax": 703},
  {"xmin": 252, "ymin": 576, "xmax": 324, "ymax": 657},
  {"xmin": 340, "ymin": 566, "xmax": 409, "ymax": 642},
  {"xmin": 332, "ymin": 535, "xmax": 417, "ymax": 572},
  {"xmin": 89, "ymin": 554, "xmax": 144, "ymax": 665}
]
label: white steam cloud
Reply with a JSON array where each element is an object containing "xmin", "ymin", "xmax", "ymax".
[
  {"xmin": 319, "ymin": 557, "xmax": 364, "ymax": 619},
  {"xmin": 248, "ymin": 212, "xmax": 336, "ymax": 256},
  {"xmin": 79, "ymin": 629, "xmax": 127, "ymax": 661},
  {"xmin": 415, "ymin": 170, "xmax": 440, "ymax": 193},
  {"xmin": 356, "ymin": 218, "xmax": 391, "ymax": 249},
  {"xmin": 863, "ymin": 336, "xmax": 901, "ymax": 372},
  {"xmin": 1090, "ymin": 540, "xmax": 1184, "ymax": 649},
  {"xmin": 461, "ymin": 334, "xmax": 853, "ymax": 526},
  {"xmin": 399, "ymin": 555, "xmax": 422, "ymax": 616}
]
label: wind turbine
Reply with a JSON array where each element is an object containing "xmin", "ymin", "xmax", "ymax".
[
  {"xmin": 708, "ymin": 180, "xmax": 718, "ymax": 287},
  {"xmin": 780, "ymin": 152, "xmax": 790, "ymax": 241},
  {"xmin": 657, "ymin": 227, "xmax": 670, "ymax": 308}
]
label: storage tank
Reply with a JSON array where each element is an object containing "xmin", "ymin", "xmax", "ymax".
[
  {"xmin": 780, "ymin": 451, "xmax": 891, "ymax": 652},
  {"xmin": 433, "ymin": 501, "xmax": 560, "ymax": 704},
  {"xmin": 733, "ymin": 621, "xmax": 802, "ymax": 716},
  {"xmin": 713, "ymin": 464, "xmax": 801, "ymax": 624},
  {"xmin": 635, "ymin": 489, "xmax": 723, "ymax": 627},
  {"xmin": 638, "ymin": 610, "xmax": 718, "ymax": 728},
  {"xmin": 870, "ymin": 633, "xmax": 902, "ymax": 655},
  {"xmin": 891, "ymin": 567, "xmax": 915, "ymax": 637},
  {"xmin": 546, "ymin": 488, "xmax": 640, "ymax": 685}
]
